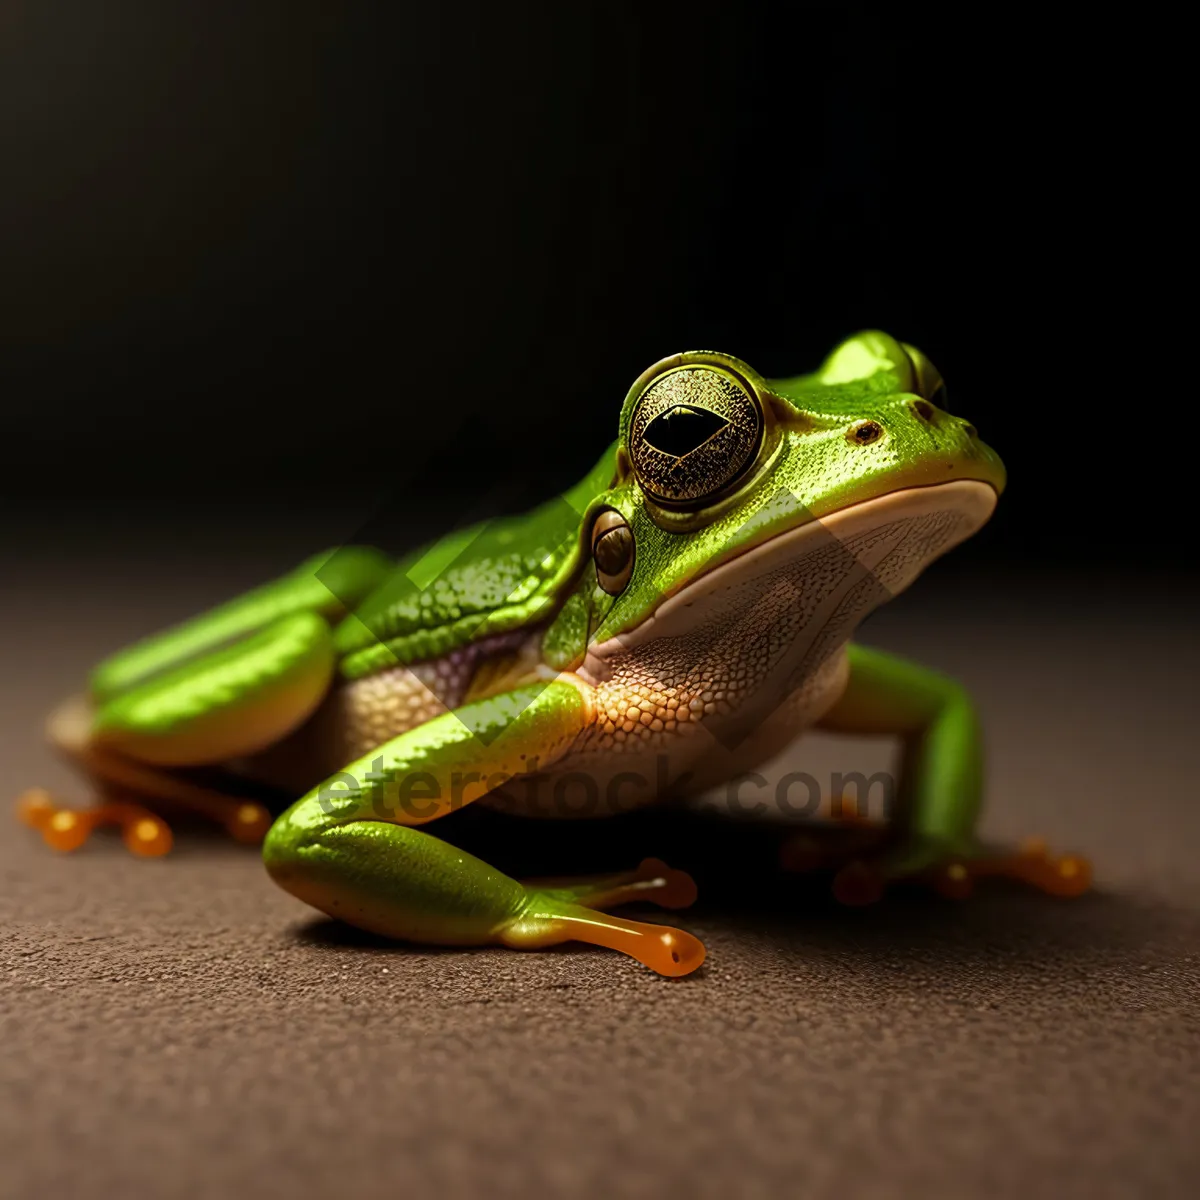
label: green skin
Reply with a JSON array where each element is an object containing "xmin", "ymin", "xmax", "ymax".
[{"xmin": 68, "ymin": 331, "xmax": 1013, "ymax": 976}]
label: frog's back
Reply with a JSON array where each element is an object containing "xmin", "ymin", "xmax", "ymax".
[
  {"xmin": 332, "ymin": 444, "xmax": 617, "ymax": 679},
  {"xmin": 235, "ymin": 446, "xmax": 617, "ymax": 790}
]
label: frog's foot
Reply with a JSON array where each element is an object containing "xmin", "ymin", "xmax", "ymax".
[
  {"xmin": 500, "ymin": 900, "xmax": 706, "ymax": 978},
  {"xmin": 523, "ymin": 858, "xmax": 698, "ymax": 912},
  {"xmin": 921, "ymin": 837, "xmax": 1093, "ymax": 900},
  {"xmin": 830, "ymin": 834, "xmax": 1093, "ymax": 907},
  {"xmin": 28, "ymin": 695, "xmax": 275, "ymax": 852},
  {"xmin": 502, "ymin": 859, "xmax": 703, "ymax": 977},
  {"xmin": 778, "ymin": 795, "xmax": 889, "ymax": 874},
  {"xmin": 15, "ymin": 770, "xmax": 273, "ymax": 854},
  {"xmin": 17, "ymin": 787, "xmax": 173, "ymax": 857}
]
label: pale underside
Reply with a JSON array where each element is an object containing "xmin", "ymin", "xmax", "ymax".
[{"xmin": 242, "ymin": 481, "xmax": 995, "ymax": 814}]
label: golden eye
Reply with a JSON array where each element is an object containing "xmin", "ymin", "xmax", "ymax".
[
  {"xmin": 628, "ymin": 366, "xmax": 763, "ymax": 507},
  {"xmin": 592, "ymin": 509, "xmax": 634, "ymax": 595}
]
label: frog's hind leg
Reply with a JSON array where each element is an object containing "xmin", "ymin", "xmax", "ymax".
[
  {"xmin": 19, "ymin": 693, "xmax": 277, "ymax": 854},
  {"xmin": 22, "ymin": 610, "xmax": 339, "ymax": 853},
  {"xmin": 20, "ymin": 546, "xmax": 392, "ymax": 856}
]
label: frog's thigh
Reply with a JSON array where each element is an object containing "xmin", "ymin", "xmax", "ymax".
[
  {"xmin": 23, "ymin": 613, "xmax": 336, "ymax": 850},
  {"xmin": 89, "ymin": 545, "xmax": 390, "ymax": 701},
  {"xmin": 90, "ymin": 611, "xmax": 336, "ymax": 767},
  {"xmin": 263, "ymin": 681, "xmax": 704, "ymax": 976}
]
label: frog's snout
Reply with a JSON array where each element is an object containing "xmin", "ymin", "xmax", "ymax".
[
  {"xmin": 844, "ymin": 393, "xmax": 1007, "ymax": 496},
  {"xmin": 904, "ymin": 394, "xmax": 979, "ymax": 443}
]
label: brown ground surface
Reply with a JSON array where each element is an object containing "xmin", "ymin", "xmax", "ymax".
[{"xmin": 2, "ymin": 546, "xmax": 1198, "ymax": 1199}]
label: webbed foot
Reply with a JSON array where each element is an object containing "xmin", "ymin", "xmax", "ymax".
[
  {"xmin": 829, "ymin": 834, "xmax": 1093, "ymax": 907},
  {"xmin": 500, "ymin": 901, "xmax": 706, "ymax": 978},
  {"xmin": 920, "ymin": 837, "xmax": 1092, "ymax": 900},
  {"xmin": 15, "ymin": 785, "xmax": 272, "ymax": 856},
  {"xmin": 17, "ymin": 787, "xmax": 173, "ymax": 857},
  {"xmin": 506, "ymin": 858, "xmax": 705, "ymax": 977}
]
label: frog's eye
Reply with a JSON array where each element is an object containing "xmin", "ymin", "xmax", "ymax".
[
  {"xmin": 592, "ymin": 509, "xmax": 634, "ymax": 595},
  {"xmin": 628, "ymin": 365, "xmax": 763, "ymax": 507}
]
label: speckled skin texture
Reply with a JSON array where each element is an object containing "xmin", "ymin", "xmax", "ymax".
[
  {"xmin": 559, "ymin": 496, "xmax": 977, "ymax": 808},
  {"xmin": 246, "ymin": 627, "xmax": 539, "ymax": 790},
  {"xmin": 4, "ymin": 550, "xmax": 1198, "ymax": 1199},
  {"xmin": 332, "ymin": 451, "xmax": 615, "ymax": 680}
]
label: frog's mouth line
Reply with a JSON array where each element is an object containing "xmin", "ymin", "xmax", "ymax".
[{"xmin": 577, "ymin": 480, "xmax": 996, "ymax": 684}]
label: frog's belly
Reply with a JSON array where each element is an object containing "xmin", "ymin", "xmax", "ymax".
[
  {"xmin": 481, "ymin": 648, "xmax": 850, "ymax": 819},
  {"xmin": 238, "ymin": 631, "xmax": 536, "ymax": 794}
]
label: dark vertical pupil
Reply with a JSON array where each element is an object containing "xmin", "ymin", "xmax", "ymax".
[{"xmin": 643, "ymin": 405, "xmax": 729, "ymax": 457}]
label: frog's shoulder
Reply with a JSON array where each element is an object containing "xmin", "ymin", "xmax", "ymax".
[{"xmin": 333, "ymin": 443, "xmax": 618, "ymax": 678}]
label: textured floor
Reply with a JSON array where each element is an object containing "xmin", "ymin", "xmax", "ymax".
[{"xmin": 2, "ymin": 547, "xmax": 1198, "ymax": 1199}]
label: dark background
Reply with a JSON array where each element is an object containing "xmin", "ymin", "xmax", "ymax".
[
  {"xmin": 0, "ymin": 2, "xmax": 1175, "ymax": 571},
  {"xmin": 3, "ymin": 11, "xmax": 1198, "ymax": 1199}
]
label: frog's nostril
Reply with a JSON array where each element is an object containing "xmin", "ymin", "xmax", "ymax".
[
  {"xmin": 961, "ymin": 422, "xmax": 978, "ymax": 439},
  {"xmin": 910, "ymin": 399, "xmax": 935, "ymax": 422}
]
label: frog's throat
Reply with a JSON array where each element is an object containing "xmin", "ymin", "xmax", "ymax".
[{"xmin": 577, "ymin": 480, "xmax": 996, "ymax": 686}]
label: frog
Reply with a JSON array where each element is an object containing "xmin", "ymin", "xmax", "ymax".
[{"xmin": 18, "ymin": 331, "xmax": 1091, "ymax": 977}]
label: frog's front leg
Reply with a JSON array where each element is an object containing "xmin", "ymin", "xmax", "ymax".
[
  {"xmin": 263, "ymin": 679, "xmax": 705, "ymax": 977},
  {"xmin": 810, "ymin": 642, "xmax": 1091, "ymax": 904}
]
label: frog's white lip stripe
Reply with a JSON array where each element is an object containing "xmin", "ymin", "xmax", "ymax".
[{"xmin": 577, "ymin": 480, "xmax": 996, "ymax": 686}]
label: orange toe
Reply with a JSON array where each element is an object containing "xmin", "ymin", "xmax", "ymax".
[
  {"xmin": 578, "ymin": 912, "xmax": 706, "ymax": 977},
  {"xmin": 43, "ymin": 808, "xmax": 93, "ymax": 853},
  {"xmin": 226, "ymin": 802, "xmax": 272, "ymax": 844},
  {"xmin": 647, "ymin": 925, "xmax": 707, "ymax": 977},
  {"xmin": 19, "ymin": 792, "xmax": 175, "ymax": 858},
  {"xmin": 17, "ymin": 788, "xmax": 57, "ymax": 830},
  {"xmin": 634, "ymin": 858, "xmax": 698, "ymax": 910},
  {"xmin": 122, "ymin": 812, "xmax": 173, "ymax": 857}
]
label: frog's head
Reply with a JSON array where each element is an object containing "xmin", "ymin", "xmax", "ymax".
[{"xmin": 575, "ymin": 331, "xmax": 1004, "ymax": 678}]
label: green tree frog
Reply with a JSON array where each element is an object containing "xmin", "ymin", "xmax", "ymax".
[{"xmin": 19, "ymin": 332, "xmax": 1090, "ymax": 976}]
